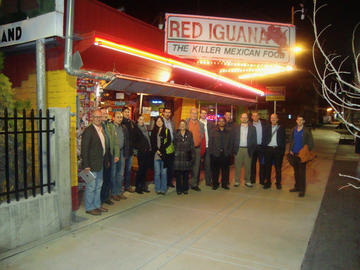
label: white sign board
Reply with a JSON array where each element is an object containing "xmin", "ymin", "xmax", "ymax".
[
  {"xmin": 165, "ymin": 14, "xmax": 296, "ymax": 64},
  {"xmin": 0, "ymin": 11, "xmax": 63, "ymax": 48}
]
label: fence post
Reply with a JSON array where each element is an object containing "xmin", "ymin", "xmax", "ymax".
[{"xmin": 49, "ymin": 107, "xmax": 72, "ymax": 228}]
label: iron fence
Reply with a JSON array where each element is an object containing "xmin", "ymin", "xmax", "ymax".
[{"xmin": 0, "ymin": 108, "xmax": 55, "ymax": 203}]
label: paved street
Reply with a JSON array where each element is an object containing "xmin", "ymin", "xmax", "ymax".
[{"xmin": 0, "ymin": 128, "xmax": 348, "ymax": 270}]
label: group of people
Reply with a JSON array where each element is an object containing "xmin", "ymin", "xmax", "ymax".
[{"xmin": 81, "ymin": 106, "xmax": 314, "ymax": 216}]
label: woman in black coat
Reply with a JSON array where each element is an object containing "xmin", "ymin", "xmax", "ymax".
[
  {"xmin": 173, "ymin": 120, "xmax": 195, "ymax": 195},
  {"xmin": 150, "ymin": 116, "xmax": 171, "ymax": 194}
]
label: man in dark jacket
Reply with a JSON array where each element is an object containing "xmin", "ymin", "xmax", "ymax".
[
  {"xmin": 288, "ymin": 115, "xmax": 314, "ymax": 197},
  {"xmin": 162, "ymin": 107, "xmax": 175, "ymax": 188},
  {"xmin": 81, "ymin": 110, "xmax": 110, "ymax": 215},
  {"xmin": 250, "ymin": 111, "xmax": 267, "ymax": 185},
  {"xmin": 233, "ymin": 113, "xmax": 257, "ymax": 187},
  {"xmin": 263, "ymin": 114, "xmax": 286, "ymax": 189},
  {"xmin": 209, "ymin": 117, "xmax": 233, "ymax": 189},
  {"xmin": 121, "ymin": 107, "xmax": 137, "ymax": 193}
]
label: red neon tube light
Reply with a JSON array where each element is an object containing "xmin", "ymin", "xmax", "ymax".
[{"xmin": 94, "ymin": 37, "xmax": 264, "ymax": 96}]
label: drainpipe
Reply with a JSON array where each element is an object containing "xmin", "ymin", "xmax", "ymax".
[
  {"xmin": 36, "ymin": 38, "xmax": 46, "ymax": 111},
  {"xmin": 64, "ymin": 0, "xmax": 113, "ymax": 81}
]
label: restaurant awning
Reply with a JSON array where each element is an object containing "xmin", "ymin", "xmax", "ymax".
[
  {"xmin": 77, "ymin": 33, "xmax": 264, "ymax": 105},
  {"xmin": 104, "ymin": 74, "xmax": 256, "ymax": 105}
]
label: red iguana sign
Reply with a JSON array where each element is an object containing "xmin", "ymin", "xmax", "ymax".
[{"xmin": 165, "ymin": 14, "xmax": 296, "ymax": 64}]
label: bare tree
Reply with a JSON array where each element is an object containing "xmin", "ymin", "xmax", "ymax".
[{"xmin": 311, "ymin": 0, "xmax": 360, "ymax": 136}]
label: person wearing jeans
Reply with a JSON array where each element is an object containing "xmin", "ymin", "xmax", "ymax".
[
  {"xmin": 81, "ymin": 109, "xmax": 110, "ymax": 215},
  {"xmin": 154, "ymin": 159, "xmax": 167, "ymax": 194},
  {"xmin": 85, "ymin": 169, "xmax": 103, "ymax": 212},
  {"xmin": 150, "ymin": 116, "xmax": 171, "ymax": 195},
  {"xmin": 111, "ymin": 149, "xmax": 125, "ymax": 198}
]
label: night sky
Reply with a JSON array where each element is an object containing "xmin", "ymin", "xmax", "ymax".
[
  {"xmin": 98, "ymin": 0, "xmax": 358, "ymax": 55},
  {"xmin": 98, "ymin": 0, "xmax": 359, "ymax": 109}
]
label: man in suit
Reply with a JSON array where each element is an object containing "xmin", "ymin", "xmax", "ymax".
[
  {"xmin": 81, "ymin": 109, "xmax": 110, "ymax": 215},
  {"xmin": 162, "ymin": 107, "xmax": 175, "ymax": 188},
  {"xmin": 199, "ymin": 109, "xmax": 215, "ymax": 187},
  {"xmin": 186, "ymin": 107, "xmax": 205, "ymax": 191},
  {"xmin": 233, "ymin": 113, "xmax": 257, "ymax": 187},
  {"xmin": 250, "ymin": 111, "xmax": 267, "ymax": 185},
  {"xmin": 263, "ymin": 113, "xmax": 286, "ymax": 189}
]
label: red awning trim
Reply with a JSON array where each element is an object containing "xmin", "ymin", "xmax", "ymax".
[
  {"xmin": 94, "ymin": 36, "xmax": 264, "ymax": 97},
  {"xmin": 104, "ymin": 73, "xmax": 256, "ymax": 105}
]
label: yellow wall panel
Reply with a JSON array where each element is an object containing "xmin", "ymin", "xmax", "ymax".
[
  {"xmin": 180, "ymin": 98, "xmax": 196, "ymax": 120},
  {"xmin": 13, "ymin": 70, "xmax": 78, "ymax": 187}
]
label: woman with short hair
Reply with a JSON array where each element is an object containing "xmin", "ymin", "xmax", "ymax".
[{"xmin": 173, "ymin": 120, "xmax": 195, "ymax": 195}]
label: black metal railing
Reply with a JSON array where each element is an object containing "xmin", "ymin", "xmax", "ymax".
[{"xmin": 0, "ymin": 108, "xmax": 55, "ymax": 203}]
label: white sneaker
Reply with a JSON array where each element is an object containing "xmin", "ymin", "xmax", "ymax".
[
  {"xmin": 234, "ymin": 182, "xmax": 240, "ymax": 187},
  {"xmin": 245, "ymin": 183, "xmax": 253, "ymax": 188}
]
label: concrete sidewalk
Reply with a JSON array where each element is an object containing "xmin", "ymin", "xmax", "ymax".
[{"xmin": 0, "ymin": 128, "xmax": 340, "ymax": 270}]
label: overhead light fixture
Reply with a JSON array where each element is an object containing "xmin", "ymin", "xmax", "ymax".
[{"xmin": 94, "ymin": 37, "xmax": 264, "ymax": 96}]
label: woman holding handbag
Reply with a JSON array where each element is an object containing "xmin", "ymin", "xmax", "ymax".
[
  {"xmin": 150, "ymin": 116, "xmax": 172, "ymax": 195},
  {"xmin": 173, "ymin": 120, "xmax": 195, "ymax": 195},
  {"xmin": 288, "ymin": 115, "xmax": 314, "ymax": 197}
]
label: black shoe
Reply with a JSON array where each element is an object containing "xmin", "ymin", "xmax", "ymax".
[
  {"xmin": 289, "ymin": 188, "xmax": 299, "ymax": 192},
  {"xmin": 276, "ymin": 183, "xmax": 282, "ymax": 190},
  {"xmin": 104, "ymin": 199, "xmax": 114, "ymax": 205},
  {"xmin": 177, "ymin": 191, "xmax": 182, "ymax": 195},
  {"xmin": 298, "ymin": 192, "xmax": 305, "ymax": 197},
  {"xmin": 206, "ymin": 183, "xmax": 212, "ymax": 187},
  {"xmin": 168, "ymin": 183, "xmax": 175, "ymax": 188},
  {"xmin": 222, "ymin": 186, "xmax": 230, "ymax": 190},
  {"xmin": 159, "ymin": 192, "xmax": 166, "ymax": 195},
  {"xmin": 135, "ymin": 190, "xmax": 144, "ymax": 194},
  {"xmin": 143, "ymin": 189, "xmax": 150, "ymax": 193},
  {"xmin": 263, "ymin": 184, "xmax": 271, "ymax": 189},
  {"xmin": 191, "ymin": 186, "xmax": 201, "ymax": 192},
  {"xmin": 183, "ymin": 190, "xmax": 188, "ymax": 194}
]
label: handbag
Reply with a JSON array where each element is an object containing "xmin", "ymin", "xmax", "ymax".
[
  {"xmin": 298, "ymin": 145, "xmax": 316, "ymax": 163},
  {"xmin": 164, "ymin": 129, "xmax": 175, "ymax": 154}
]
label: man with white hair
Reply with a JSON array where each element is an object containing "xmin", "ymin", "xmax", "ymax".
[{"xmin": 81, "ymin": 109, "xmax": 110, "ymax": 215}]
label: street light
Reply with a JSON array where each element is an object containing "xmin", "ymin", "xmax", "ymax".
[{"xmin": 291, "ymin": 3, "xmax": 305, "ymax": 24}]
